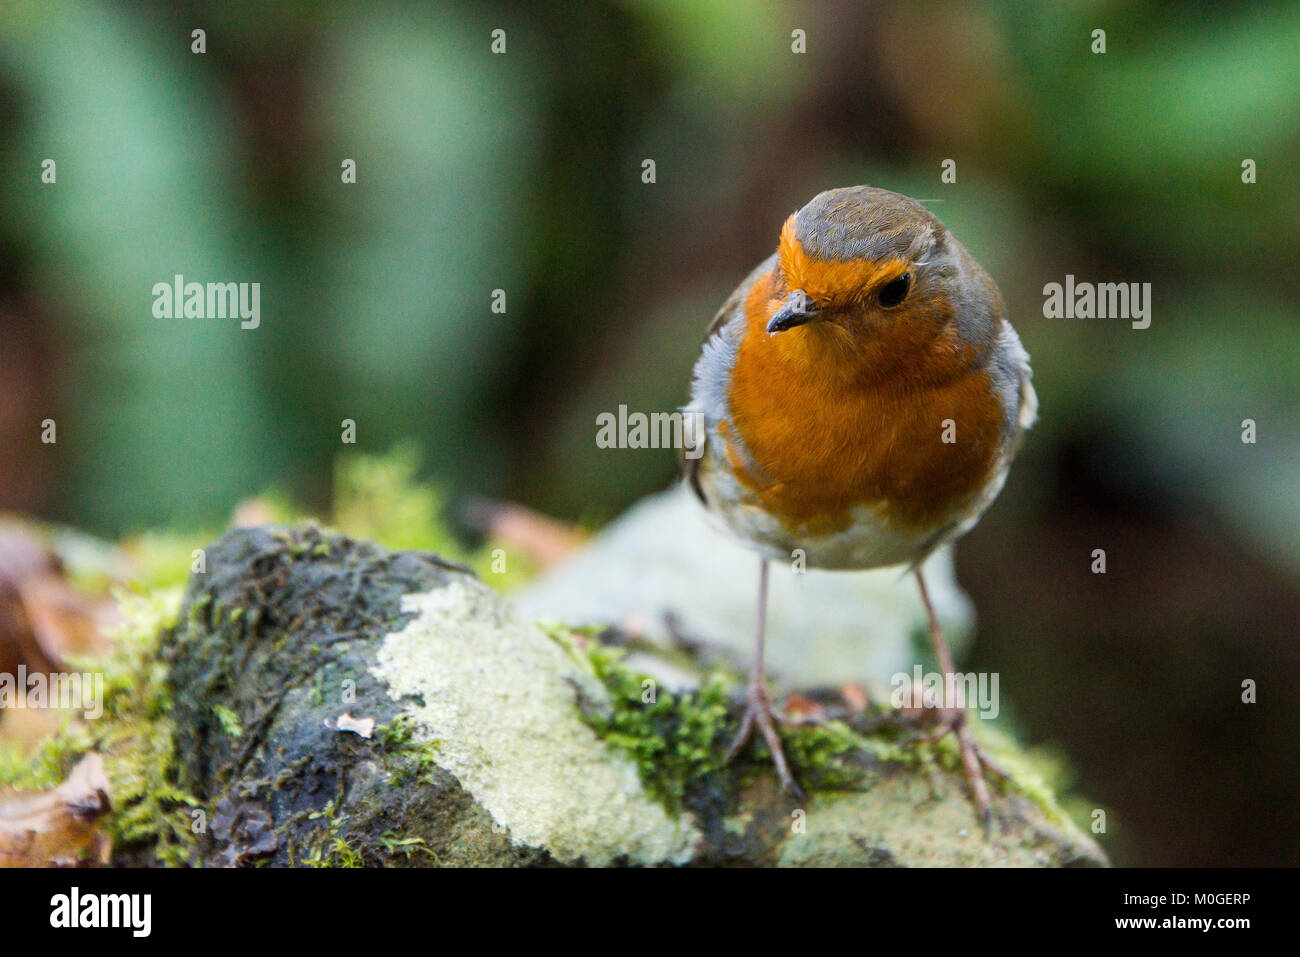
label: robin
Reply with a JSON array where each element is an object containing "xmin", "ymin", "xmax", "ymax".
[{"xmin": 683, "ymin": 185, "xmax": 1037, "ymax": 823}]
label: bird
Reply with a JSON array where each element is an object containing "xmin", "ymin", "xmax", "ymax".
[{"xmin": 683, "ymin": 185, "xmax": 1037, "ymax": 824}]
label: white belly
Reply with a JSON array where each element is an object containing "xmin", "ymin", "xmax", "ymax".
[{"xmin": 695, "ymin": 444, "xmax": 1012, "ymax": 571}]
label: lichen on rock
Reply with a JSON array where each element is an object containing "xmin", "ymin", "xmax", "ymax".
[{"xmin": 372, "ymin": 580, "xmax": 700, "ymax": 865}]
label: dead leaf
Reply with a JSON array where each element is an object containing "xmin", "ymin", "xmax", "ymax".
[
  {"xmin": 0, "ymin": 522, "xmax": 115, "ymax": 671},
  {"xmin": 18, "ymin": 576, "xmax": 116, "ymax": 663},
  {"xmin": 782, "ymin": 693, "xmax": 827, "ymax": 722},
  {"xmin": 231, "ymin": 498, "xmax": 278, "ymax": 528},
  {"xmin": 0, "ymin": 523, "xmax": 57, "ymax": 585},
  {"xmin": 840, "ymin": 683, "xmax": 869, "ymax": 714},
  {"xmin": 462, "ymin": 499, "xmax": 584, "ymax": 568},
  {"xmin": 0, "ymin": 752, "xmax": 112, "ymax": 867},
  {"xmin": 326, "ymin": 713, "xmax": 375, "ymax": 738},
  {"xmin": 0, "ymin": 702, "xmax": 64, "ymax": 755}
]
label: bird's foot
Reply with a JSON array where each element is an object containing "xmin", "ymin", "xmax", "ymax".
[
  {"xmin": 726, "ymin": 682, "xmax": 806, "ymax": 800},
  {"xmin": 910, "ymin": 712, "xmax": 1008, "ymax": 833}
]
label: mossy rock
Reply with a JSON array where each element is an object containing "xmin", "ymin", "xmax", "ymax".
[{"xmin": 93, "ymin": 524, "xmax": 1105, "ymax": 867}]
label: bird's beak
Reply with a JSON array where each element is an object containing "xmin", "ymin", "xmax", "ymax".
[{"xmin": 766, "ymin": 290, "xmax": 820, "ymax": 335}]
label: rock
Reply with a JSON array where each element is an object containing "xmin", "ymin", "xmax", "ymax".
[
  {"xmin": 133, "ymin": 524, "xmax": 1103, "ymax": 867},
  {"xmin": 511, "ymin": 484, "xmax": 974, "ymax": 691}
]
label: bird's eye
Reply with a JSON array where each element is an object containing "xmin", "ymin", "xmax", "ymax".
[{"xmin": 878, "ymin": 272, "xmax": 912, "ymax": 308}]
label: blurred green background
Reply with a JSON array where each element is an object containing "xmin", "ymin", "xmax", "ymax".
[{"xmin": 2, "ymin": 0, "xmax": 1297, "ymax": 865}]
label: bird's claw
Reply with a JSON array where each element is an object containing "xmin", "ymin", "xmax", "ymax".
[
  {"xmin": 909, "ymin": 711, "xmax": 1003, "ymax": 833},
  {"xmin": 726, "ymin": 684, "xmax": 806, "ymax": 801}
]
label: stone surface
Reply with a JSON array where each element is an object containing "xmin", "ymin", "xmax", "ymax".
[
  {"xmin": 511, "ymin": 484, "xmax": 974, "ymax": 691},
  {"xmin": 146, "ymin": 524, "xmax": 1105, "ymax": 867}
]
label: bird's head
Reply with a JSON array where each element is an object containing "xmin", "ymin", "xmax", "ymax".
[{"xmin": 766, "ymin": 186, "xmax": 1002, "ymax": 362}]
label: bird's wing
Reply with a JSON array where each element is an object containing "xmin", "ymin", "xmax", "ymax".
[
  {"xmin": 682, "ymin": 253, "xmax": 779, "ymax": 503},
  {"xmin": 995, "ymin": 318, "xmax": 1038, "ymax": 433},
  {"xmin": 1017, "ymin": 370, "xmax": 1039, "ymax": 431}
]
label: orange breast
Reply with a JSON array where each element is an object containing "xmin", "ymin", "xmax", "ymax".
[{"xmin": 725, "ymin": 271, "xmax": 1005, "ymax": 536}]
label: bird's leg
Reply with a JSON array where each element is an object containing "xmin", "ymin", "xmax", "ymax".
[
  {"xmin": 914, "ymin": 567, "xmax": 996, "ymax": 830},
  {"xmin": 726, "ymin": 557, "xmax": 805, "ymax": 799}
]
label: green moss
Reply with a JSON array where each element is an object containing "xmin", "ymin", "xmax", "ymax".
[
  {"xmin": 103, "ymin": 447, "xmax": 539, "ymax": 600},
  {"xmin": 330, "ymin": 445, "xmax": 540, "ymax": 589},
  {"xmin": 374, "ymin": 712, "xmax": 418, "ymax": 750},
  {"xmin": 302, "ymin": 836, "xmax": 365, "ymax": 868},
  {"xmin": 119, "ymin": 531, "xmax": 220, "ymax": 592},
  {"xmin": 0, "ymin": 588, "xmax": 199, "ymax": 866},
  {"xmin": 81, "ymin": 588, "xmax": 201, "ymax": 865},
  {"xmin": 0, "ymin": 718, "xmax": 92, "ymax": 791},
  {"xmin": 553, "ymin": 630, "xmax": 730, "ymax": 813},
  {"xmin": 550, "ymin": 624, "xmax": 936, "ymax": 806},
  {"xmin": 378, "ymin": 831, "xmax": 440, "ymax": 863},
  {"xmin": 963, "ymin": 722, "xmax": 1088, "ymax": 835},
  {"xmin": 332, "ymin": 444, "xmax": 455, "ymax": 553},
  {"xmin": 547, "ymin": 625, "xmax": 1069, "ymax": 816},
  {"xmin": 211, "ymin": 704, "xmax": 243, "ymax": 739},
  {"xmin": 779, "ymin": 722, "xmax": 887, "ymax": 792},
  {"xmin": 374, "ymin": 714, "xmax": 442, "ymax": 786}
]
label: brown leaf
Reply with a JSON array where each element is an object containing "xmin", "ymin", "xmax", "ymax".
[
  {"xmin": 0, "ymin": 522, "xmax": 115, "ymax": 671},
  {"xmin": 840, "ymin": 682, "xmax": 870, "ymax": 714},
  {"xmin": 0, "ymin": 704, "xmax": 64, "ymax": 755},
  {"xmin": 782, "ymin": 693, "xmax": 827, "ymax": 722},
  {"xmin": 462, "ymin": 499, "xmax": 584, "ymax": 568},
  {"xmin": 0, "ymin": 523, "xmax": 58, "ymax": 586},
  {"xmin": 0, "ymin": 752, "xmax": 112, "ymax": 867},
  {"xmin": 18, "ymin": 576, "xmax": 116, "ymax": 664}
]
